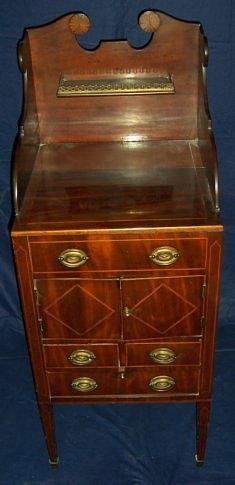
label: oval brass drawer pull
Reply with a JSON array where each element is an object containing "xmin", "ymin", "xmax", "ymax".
[
  {"xmin": 71, "ymin": 377, "xmax": 98, "ymax": 392},
  {"xmin": 149, "ymin": 376, "xmax": 175, "ymax": 392},
  {"xmin": 58, "ymin": 248, "xmax": 89, "ymax": 268},
  {"xmin": 149, "ymin": 348, "xmax": 176, "ymax": 364},
  {"xmin": 68, "ymin": 349, "xmax": 96, "ymax": 366},
  {"xmin": 149, "ymin": 246, "xmax": 179, "ymax": 266}
]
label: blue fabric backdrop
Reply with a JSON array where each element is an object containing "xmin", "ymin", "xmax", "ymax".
[{"xmin": 0, "ymin": 1, "xmax": 235, "ymax": 483}]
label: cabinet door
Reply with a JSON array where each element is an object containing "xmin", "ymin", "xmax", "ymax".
[
  {"xmin": 122, "ymin": 276, "xmax": 205, "ymax": 339},
  {"xmin": 36, "ymin": 279, "xmax": 120, "ymax": 340}
]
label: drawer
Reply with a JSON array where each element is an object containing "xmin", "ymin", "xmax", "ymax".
[
  {"xmin": 126, "ymin": 367, "xmax": 200, "ymax": 395},
  {"xmin": 48, "ymin": 369, "xmax": 121, "ymax": 397},
  {"xmin": 126, "ymin": 342, "xmax": 201, "ymax": 366},
  {"xmin": 48, "ymin": 366, "xmax": 199, "ymax": 397},
  {"xmin": 44, "ymin": 344, "xmax": 118, "ymax": 368},
  {"xmin": 30, "ymin": 237, "xmax": 207, "ymax": 273}
]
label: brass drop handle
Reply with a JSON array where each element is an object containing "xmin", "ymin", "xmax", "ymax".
[
  {"xmin": 58, "ymin": 248, "xmax": 89, "ymax": 268},
  {"xmin": 123, "ymin": 306, "xmax": 132, "ymax": 318},
  {"xmin": 68, "ymin": 349, "xmax": 96, "ymax": 366},
  {"xmin": 149, "ymin": 348, "xmax": 176, "ymax": 364},
  {"xmin": 149, "ymin": 246, "xmax": 179, "ymax": 266},
  {"xmin": 149, "ymin": 376, "xmax": 175, "ymax": 392},
  {"xmin": 71, "ymin": 377, "xmax": 98, "ymax": 392}
]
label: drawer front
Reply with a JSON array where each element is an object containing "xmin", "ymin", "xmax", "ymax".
[
  {"xmin": 126, "ymin": 367, "xmax": 199, "ymax": 395},
  {"xmin": 48, "ymin": 366, "xmax": 199, "ymax": 397},
  {"xmin": 48, "ymin": 369, "xmax": 121, "ymax": 397},
  {"xmin": 126, "ymin": 342, "xmax": 201, "ymax": 366},
  {"xmin": 44, "ymin": 344, "xmax": 118, "ymax": 368},
  {"xmin": 30, "ymin": 237, "xmax": 207, "ymax": 273}
]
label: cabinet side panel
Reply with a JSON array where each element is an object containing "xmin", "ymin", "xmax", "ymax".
[
  {"xmin": 12, "ymin": 236, "xmax": 50, "ymax": 402},
  {"xmin": 200, "ymin": 233, "xmax": 223, "ymax": 396},
  {"xmin": 12, "ymin": 33, "xmax": 40, "ymax": 215}
]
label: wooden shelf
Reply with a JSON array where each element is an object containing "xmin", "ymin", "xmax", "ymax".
[{"xmin": 15, "ymin": 140, "xmax": 217, "ymax": 232}]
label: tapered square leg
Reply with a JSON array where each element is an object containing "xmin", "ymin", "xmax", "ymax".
[
  {"xmin": 38, "ymin": 402, "xmax": 59, "ymax": 465},
  {"xmin": 195, "ymin": 401, "xmax": 211, "ymax": 465}
]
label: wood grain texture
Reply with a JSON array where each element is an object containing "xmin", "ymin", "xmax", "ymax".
[
  {"xmin": 12, "ymin": 237, "xmax": 49, "ymax": 401},
  {"xmin": 200, "ymin": 235, "xmax": 223, "ymax": 396},
  {"xmin": 126, "ymin": 341, "xmax": 201, "ymax": 366},
  {"xmin": 13, "ymin": 140, "xmax": 217, "ymax": 232},
  {"xmin": 11, "ymin": 9, "xmax": 223, "ymax": 464},
  {"xmin": 35, "ymin": 278, "xmax": 121, "ymax": 340},
  {"xmin": 196, "ymin": 400, "xmax": 211, "ymax": 464},
  {"xmin": 44, "ymin": 343, "xmax": 119, "ymax": 368},
  {"xmin": 29, "ymin": 237, "xmax": 207, "ymax": 274},
  {"xmin": 12, "ymin": 237, "xmax": 58, "ymax": 463},
  {"xmin": 121, "ymin": 276, "xmax": 205, "ymax": 339},
  {"xmin": 25, "ymin": 13, "xmax": 200, "ymax": 143},
  {"xmin": 47, "ymin": 366, "xmax": 199, "ymax": 398}
]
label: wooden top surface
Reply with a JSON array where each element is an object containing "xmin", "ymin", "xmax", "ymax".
[{"xmin": 12, "ymin": 140, "xmax": 221, "ymax": 235}]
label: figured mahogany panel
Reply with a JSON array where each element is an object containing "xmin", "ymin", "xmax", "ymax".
[
  {"xmin": 126, "ymin": 341, "xmax": 201, "ymax": 366},
  {"xmin": 12, "ymin": 237, "xmax": 50, "ymax": 401},
  {"xmin": 14, "ymin": 140, "xmax": 216, "ymax": 231},
  {"xmin": 47, "ymin": 366, "xmax": 199, "ymax": 398},
  {"xmin": 24, "ymin": 13, "xmax": 201, "ymax": 142},
  {"xmin": 35, "ymin": 279, "xmax": 120, "ymax": 340},
  {"xmin": 44, "ymin": 343, "xmax": 119, "ymax": 368},
  {"xmin": 125, "ymin": 366, "xmax": 200, "ymax": 396},
  {"xmin": 200, "ymin": 235, "xmax": 223, "ymax": 397},
  {"xmin": 48, "ymin": 368, "xmax": 121, "ymax": 397},
  {"xmin": 29, "ymin": 237, "xmax": 207, "ymax": 274},
  {"xmin": 12, "ymin": 33, "xmax": 40, "ymax": 215},
  {"xmin": 122, "ymin": 276, "xmax": 205, "ymax": 339}
]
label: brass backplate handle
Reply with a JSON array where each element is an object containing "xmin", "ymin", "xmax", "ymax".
[
  {"xmin": 149, "ymin": 348, "xmax": 176, "ymax": 364},
  {"xmin": 68, "ymin": 349, "xmax": 96, "ymax": 366},
  {"xmin": 149, "ymin": 376, "xmax": 175, "ymax": 392},
  {"xmin": 149, "ymin": 246, "xmax": 179, "ymax": 266},
  {"xmin": 71, "ymin": 377, "xmax": 98, "ymax": 392},
  {"xmin": 58, "ymin": 248, "xmax": 89, "ymax": 268}
]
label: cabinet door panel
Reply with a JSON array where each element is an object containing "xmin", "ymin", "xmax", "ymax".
[
  {"xmin": 122, "ymin": 276, "xmax": 204, "ymax": 339},
  {"xmin": 36, "ymin": 279, "xmax": 120, "ymax": 340}
]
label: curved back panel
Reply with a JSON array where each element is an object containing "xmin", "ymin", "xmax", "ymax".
[{"xmin": 25, "ymin": 11, "xmax": 201, "ymax": 143}]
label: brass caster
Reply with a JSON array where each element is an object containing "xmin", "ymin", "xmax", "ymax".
[
  {"xmin": 195, "ymin": 454, "xmax": 204, "ymax": 467},
  {"xmin": 49, "ymin": 457, "xmax": 59, "ymax": 466}
]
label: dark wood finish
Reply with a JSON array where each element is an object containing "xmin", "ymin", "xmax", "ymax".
[
  {"xmin": 13, "ymin": 141, "xmax": 216, "ymax": 231},
  {"xmin": 17, "ymin": 14, "xmax": 200, "ymax": 145},
  {"xmin": 35, "ymin": 278, "xmax": 120, "ymax": 340},
  {"xmin": 125, "ymin": 341, "xmax": 201, "ymax": 366},
  {"xmin": 121, "ymin": 276, "xmax": 205, "ymax": 339},
  {"xmin": 29, "ymin": 236, "xmax": 207, "ymax": 274},
  {"xmin": 47, "ymin": 366, "xmax": 199, "ymax": 398},
  {"xmin": 38, "ymin": 402, "xmax": 58, "ymax": 464},
  {"xmin": 12, "ymin": 238, "xmax": 58, "ymax": 462},
  {"xmin": 11, "ymin": 9, "xmax": 223, "ymax": 465},
  {"xmin": 44, "ymin": 343, "xmax": 119, "ymax": 368},
  {"xmin": 200, "ymin": 235, "xmax": 223, "ymax": 396},
  {"xmin": 196, "ymin": 401, "xmax": 211, "ymax": 464}
]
